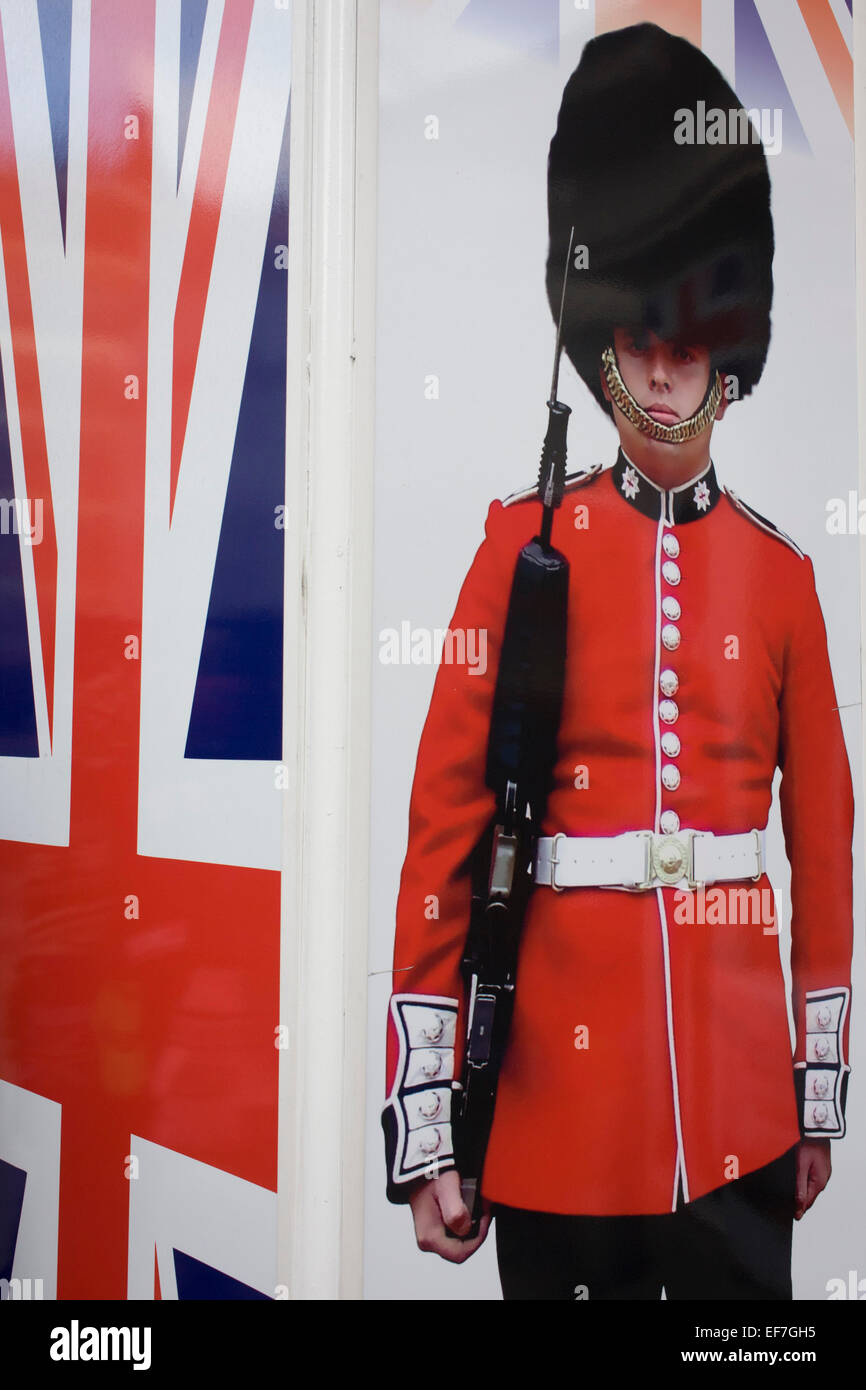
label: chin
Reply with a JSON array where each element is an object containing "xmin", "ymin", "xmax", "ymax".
[{"xmin": 623, "ymin": 426, "xmax": 682, "ymax": 456}]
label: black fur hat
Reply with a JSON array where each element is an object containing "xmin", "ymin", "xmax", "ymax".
[{"xmin": 547, "ymin": 23, "xmax": 774, "ymax": 416}]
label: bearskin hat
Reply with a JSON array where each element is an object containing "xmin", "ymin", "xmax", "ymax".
[{"xmin": 547, "ymin": 23, "xmax": 774, "ymax": 416}]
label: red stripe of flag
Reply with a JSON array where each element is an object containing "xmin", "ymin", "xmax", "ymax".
[
  {"xmin": 170, "ymin": 0, "xmax": 254, "ymax": 524},
  {"xmin": 796, "ymin": 0, "xmax": 853, "ymax": 137},
  {"xmin": 595, "ymin": 0, "xmax": 701, "ymax": 45}
]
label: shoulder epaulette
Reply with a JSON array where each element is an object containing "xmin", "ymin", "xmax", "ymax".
[
  {"xmin": 723, "ymin": 486, "xmax": 805, "ymax": 559},
  {"xmin": 501, "ymin": 462, "xmax": 603, "ymax": 509}
]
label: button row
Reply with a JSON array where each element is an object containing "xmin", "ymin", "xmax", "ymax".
[{"xmin": 659, "ymin": 530, "xmax": 682, "ymax": 825}]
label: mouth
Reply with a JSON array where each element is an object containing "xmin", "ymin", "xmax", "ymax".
[{"xmin": 644, "ymin": 402, "xmax": 681, "ymax": 424}]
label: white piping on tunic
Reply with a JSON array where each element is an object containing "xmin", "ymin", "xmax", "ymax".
[
  {"xmin": 651, "ymin": 513, "xmax": 665, "ymax": 835},
  {"xmin": 657, "ymin": 886, "xmax": 689, "ymax": 1208},
  {"xmin": 620, "ymin": 446, "xmax": 715, "ymax": 524},
  {"xmin": 652, "ymin": 508, "xmax": 689, "ymax": 1208},
  {"xmin": 723, "ymin": 485, "xmax": 805, "ymax": 558}
]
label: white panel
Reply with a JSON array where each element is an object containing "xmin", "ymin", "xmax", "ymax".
[
  {"xmin": 0, "ymin": 1080, "xmax": 61, "ymax": 1300},
  {"xmin": 755, "ymin": 0, "xmax": 850, "ymax": 160},
  {"xmin": 365, "ymin": 0, "xmax": 864, "ymax": 1303},
  {"xmin": 0, "ymin": 0, "xmax": 89, "ymax": 845},
  {"xmin": 0, "ymin": 230, "xmax": 49, "ymax": 761},
  {"xmin": 701, "ymin": 0, "xmax": 736, "ymax": 85},
  {"xmin": 138, "ymin": 0, "xmax": 291, "ymax": 869},
  {"xmin": 558, "ymin": 0, "xmax": 595, "ymax": 81},
  {"xmin": 126, "ymin": 1136, "xmax": 276, "ymax": 1300}
]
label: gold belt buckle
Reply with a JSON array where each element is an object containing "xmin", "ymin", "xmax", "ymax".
[{"xmin": 652, "ymin": 830, "xmax": 697, "ymax": 888}]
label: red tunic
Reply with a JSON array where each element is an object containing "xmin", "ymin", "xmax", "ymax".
[{"xmin": 383, "ymin": 451, "xmax": 853, "ymax": 1216}]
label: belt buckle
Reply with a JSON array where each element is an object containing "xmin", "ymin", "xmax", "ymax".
[
  {"xmin": 548, "ymin": 832, "xmax": 566, "ymax": 893},
  {"xmin": 652, "ymin": 829, "xmax": 699, "ymax": 889}
]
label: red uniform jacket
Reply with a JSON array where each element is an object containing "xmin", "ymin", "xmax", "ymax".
[{"xmin": 383, "ymin": 450, "xmax": 854, "ymax": 1215}]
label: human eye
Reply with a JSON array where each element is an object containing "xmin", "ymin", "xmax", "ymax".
[{"xmin": 621, "ymin": 329, "xmax": 645, "ymax": 354}]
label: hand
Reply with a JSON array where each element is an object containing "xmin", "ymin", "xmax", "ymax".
[
  {"xmin": 794, "ymin": 1138, "xmax": 831, "ymax": 1220},
  {"xmin": 408, "ymin": 1169, "xmax": 493, "ymax": 1263}
]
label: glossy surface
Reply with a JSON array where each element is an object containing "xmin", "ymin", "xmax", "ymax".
[{"xmin": 0, "ymin": 0, "xmax": 290, "ymax": 1299}]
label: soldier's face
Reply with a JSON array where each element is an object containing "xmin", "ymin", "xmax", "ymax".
[{"xmin": 611, "ymin": 327, "xmax": 711, "ymax": 426}]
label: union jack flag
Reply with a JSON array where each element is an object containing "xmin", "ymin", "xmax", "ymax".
[
  {"xmin": 451, "ymin": 0, "xmax": 854, "ymax": 152},
  {"xmin": 0, "ymin": 0, "xmax": 289, "ymax": 1299}
]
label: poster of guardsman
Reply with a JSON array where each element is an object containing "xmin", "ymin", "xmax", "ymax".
[{"xmin": 366, "ymin": 0, "xmax": 864, "ymax": 1305}]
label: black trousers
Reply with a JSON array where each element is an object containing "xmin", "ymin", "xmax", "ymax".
[{"xmin": 494, "ymin": 1147, "xmax": 796, "ymax": 1301}]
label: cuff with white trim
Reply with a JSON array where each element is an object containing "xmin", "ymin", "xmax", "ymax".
[
  {"xmin": 383, "ymin": 995, "xmax": 459, "ymax": 1203},
  {"xmin": 794, "ymin": 988, "xmax": 850, "ymax": 1138}
]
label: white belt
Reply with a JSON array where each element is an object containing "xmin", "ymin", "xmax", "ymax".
[{"xmin": 533, "ymin": 828, "xmax": 765, "ymax": 892}]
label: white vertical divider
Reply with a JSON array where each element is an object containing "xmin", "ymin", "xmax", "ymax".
[{"xmin": 278, "ymin": 0, "xmax": 377, "ymax": 1299}]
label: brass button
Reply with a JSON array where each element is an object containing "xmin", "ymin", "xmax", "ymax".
[
  {"xmin": 419, "ymin": 1127, "xmax": 443, "ymax": 1154},
  {"xmin": 421, "ymin": 1012, "xmax": 445, "ymax": 1043}
]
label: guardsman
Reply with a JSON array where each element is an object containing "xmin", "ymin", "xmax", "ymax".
[{"xmin": 382, "ymin": 24, "xmax": 853, "ymax": 1299}]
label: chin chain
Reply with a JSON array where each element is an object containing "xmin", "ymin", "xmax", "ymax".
[{"xmin": 601, "ymin": 345, "xmax": 723, "ymax": 444}]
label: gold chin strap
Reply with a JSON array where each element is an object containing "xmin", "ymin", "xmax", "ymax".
[{"xmin": 601, "ymin": 345, "xmax": 723, "ymax": 444}]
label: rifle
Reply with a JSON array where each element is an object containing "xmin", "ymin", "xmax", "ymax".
[{"xmin": 452, "ymin": 230, "xmax": 576, "ymax": 1233}]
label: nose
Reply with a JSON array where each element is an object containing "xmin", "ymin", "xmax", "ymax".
[{"xmin": 647, "ymin": 348, "xmax": 671, "ymax": 392}]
